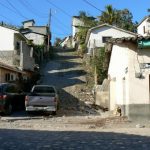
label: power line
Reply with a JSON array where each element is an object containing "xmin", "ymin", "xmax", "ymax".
[
  {"xmin": 53, "ymin": 15, "xmax": 70, "ymax": 31},
  {"xmin": 6, "ymin": 0, "xmax": 28, "ymax": 19},
  {"xmin": 82, "ymin": 0, "xmax": 103, "ymax": 13},
  {"xmin": 0, "ymin": 1, "xmax": 22, "ymax": 17},
  {"xmin": 0, "ymin": 14, "xmax": 14, "ymax": 23},
  {"xmin": 46, "ymin": 0, "xmax": 71, "ymax": 18},
  {"xmin": 18, "ymin": 0, "xmax": 46, "ymax": 18},
  {"xmin": 18, "ymin": 0, "xmax": 47, "ymax": 18}
]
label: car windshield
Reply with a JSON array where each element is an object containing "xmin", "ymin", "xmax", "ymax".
[{"xmin": 33, "ymin": 86, "xmax": 55, "ymax": 94}]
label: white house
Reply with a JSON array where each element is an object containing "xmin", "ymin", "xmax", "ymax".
[
  {"xmin": 0, "ymin": 24, "xmax": 35, "ymax": 71},
  {"xmin": 106, "ymin": 36, "xmax": 150, "ymax": 121},
  {"xmin": 86, "ymin": 24, "xmax": 137, "ymax": 55},
  {"xmin": 60, "ymin": 36, "xmax": 72, "ymax": 48},
  {"xmin": 20, "ymin": 20, "xmax": 51, "ymax": 61},
  {"xmin": 137, "ymin": 16, "xmax": 150, "ymax": 36}
]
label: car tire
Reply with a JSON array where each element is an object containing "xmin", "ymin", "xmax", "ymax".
[
  {"xmin": 52, "ymin": 111, "xmax": 57, "ymax": 115},
  {"xmin": 4, "ymin": 103, "xmax": 12, "ymax": 115}
]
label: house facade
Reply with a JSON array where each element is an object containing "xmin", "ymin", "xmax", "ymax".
[
  {"xmin": 0, "ymin": 62, "xmax": 25, "ymax": 83},
  {"xmin": 72, "ymin": 16, "xmax": 85, "ymax": 48},
  {"xmin": 86, "ymin": 24, "xmax": 137, "ymax": 55},
  {"xmin": 20, "ymin": 20, "xmax": 51, "ymax": 62},
  {"xmin": 0, "ymin": 24, "xmax": 35, "ymax": 71},
  {"xmin": 106, "ymin": 36, "xmax": 150, "ymax": 120},
  {"xmin": 60, "ymin": 36, "xmax": 72, "ymax": 48},
  {"xmin": 137, "ymin": 16, "xmax": 150, "ymax": 36}
]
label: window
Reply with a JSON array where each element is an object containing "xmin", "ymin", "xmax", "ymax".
[
  {"xmin": 5, "ymin": 74, "xmax": 14, "ymax": 82},
  {"xmin": 102, "ymin": 36, "xmax": 112, "ymax": 43},
  {"xmin": 34, "ymin": 86, "xmax": 55, "ymax": 93},
  {"xmin": 16, "ymin": 42, "xmax": 20, "ymax": 55},
  {"xmin": 5, "ymin": 73, "xmax": 10, "ymax": 82},
  {"xmin": 11, "ymin": 75, "xmax": 14, "ymax": 81},
  {"xmin": 143, "ymin": 26, "xmax": 145, "ymax": 34}
]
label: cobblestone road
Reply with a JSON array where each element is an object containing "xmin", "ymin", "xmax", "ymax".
[
  {"xmin": 0, "ymin": 128, "xmax": 150, "ymax": 150},
  {"xmin": 0, "ymin": 48, "xmax": 150, "ymax": 149}
]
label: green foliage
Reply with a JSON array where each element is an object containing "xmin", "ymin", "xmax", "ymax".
[
  {"xmin": 99, "ymin": 5, "xmax": 117, "ymax": 25},
  {"xmin": 92, "ymin": 47, "xmax": 107, "ymax": 84},
  {"xmin": 0, "ymin": 21, "xmax": 19, "ymax": 30},
  {"xmin": 98, "ymin": 5, "xmax": 137, "ymax": 32},
  {"xmin": 54, "ymin": 38, "xmax": 62, "ymax": 47},
  {"xmin": 76, "ymin": 11, "xmax": 98, "ymax": 55},
  {"xmin": 33, "ymin": 44, "xmax": 44, "ymax": 52}
]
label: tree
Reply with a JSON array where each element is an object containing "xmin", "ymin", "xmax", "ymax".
[
  {"xmin": 76, "ymin": 11, "xmax": 98, "ymax": 55},
  {"xmin": 98, "ymin": 5, "xmax": 137, "ymax": 32},
  {"xmin": 115, "ymin": 9, "xmax": 138, "ymax": 32},
  {"xmin": 99, "ymin": 5, "xmax": 117, "ymax": 25},
  {"xmin": 54, "ymin": 38, "xmax": 62, "ymax": 47}
]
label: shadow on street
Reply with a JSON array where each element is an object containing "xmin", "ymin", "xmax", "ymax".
[{"xmin": 0, "ymin": 128, "xmax": 150, "ymax": 150}]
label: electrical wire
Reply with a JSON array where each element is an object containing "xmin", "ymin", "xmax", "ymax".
[
  {"xmin": 18, "ymin": 0, "xmax": 48, "ymax": 18},
  {"xmin": 6, "ymin": 0, "xmax": 28, "ymax": 19},
  {"xmin": 46, "ymin": 0, "xmax": 71, "ymax": 18},
  {"xmin": 0, "ymin": 14, "xmax": 14, "ymax": 23},
  {"xmin": 82, "ymin": 0, "xmax": 103, "ymax": 13}
]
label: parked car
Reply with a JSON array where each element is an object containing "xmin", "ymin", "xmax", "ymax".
[
  {"xmin": 0, "ymin": 83, "xmax": 26, "ymax": 115},
  {"xmin": 25, "ymin": 85, "xmax": 60, "ymax": 115}
]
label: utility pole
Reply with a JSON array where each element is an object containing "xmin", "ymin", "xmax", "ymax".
[{"xmin": 47, "ymin": 9, "xmax": 51, "ymax": 56}]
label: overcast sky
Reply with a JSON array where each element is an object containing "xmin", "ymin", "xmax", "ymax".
[{"xmin": 0, "ymin": 0, "xmax": 149, "ymax": 43}]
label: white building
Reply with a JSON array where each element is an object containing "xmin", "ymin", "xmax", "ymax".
[
  {"xmin": 0, "ymin": 24, "xmax": 35, "ymax": 71},
  {"xmin": 106, "ymin": 36, "xmax": 150, "ymax": 121},
  {"xmin": 72, "ymin": 16, "xmax": 84, "ymax": 38},
  {"xmin": 60, "ymin": 36, "xmax": 72, "ymax": 48},
  {"xmin": 86, "ymin": 24, "xmax": 137, "ymax": 55},
  {"xmin": 137, "ymin": 16, "xmax": 150, "ymax": 36},
  {"xmin": 20, "ymin": 20, "xmax": 50, "ymax": 61}
]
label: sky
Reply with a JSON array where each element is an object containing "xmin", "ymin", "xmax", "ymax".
[{"xmin": 0, "ymin": 0, "xmax": 150, "ymax": 44}]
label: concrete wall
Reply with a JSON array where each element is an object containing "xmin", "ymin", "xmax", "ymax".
[
  {"xmin": 72, "ymin": 17, "xmax": 84, "ymax": 37},
  {"xmin": 20, "ymin": 41, "xmax": 35, "ymax": 71},
  {"xmin": 23, "ymin": 21, "xmax": 34, "ymax": 28},
  {"xmin": 108, "ymin": 42, "xmax": 150, "ymax": 120},
  {"xmin": 24, "ymin": 33, "xmax": 45, "ymax": 45},
  {"xmin": 95, "ymin": 79, "xmax": 110, "ymax": 109},
  {"xmin": 87, "ymin": 26, "xmax": 135, "ymax": 54},
  {"xmin": 0, "ymin": 51, "xmax": 14, "ymax": 66}
]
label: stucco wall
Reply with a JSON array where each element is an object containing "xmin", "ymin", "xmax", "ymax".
[
  {"xmin": 108, "ymin": 44, "xmax": 129, "ymax": 110},
  {"xmin": 108, "ymin": 42, "xmax": 150, "ymax": 120},
  {"xmin": 0, "ymin": 26, "xmax": 18, "ymax": 50},
  {"xmin": 128, "ymin": 46, "xmax": 150, "ymax": 104}
]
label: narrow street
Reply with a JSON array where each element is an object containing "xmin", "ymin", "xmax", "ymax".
[
  {"xmin": 0, "ymin": 48, "xmax": 150, "ymax": 149},
  {"xmin": 40, "ymin": 47, "xmax": 97, "ymax": 116}
]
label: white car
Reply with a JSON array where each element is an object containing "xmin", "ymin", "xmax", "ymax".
[{"xmin": 25, "ymin": 85, "xmax": 60, "ymax": 115}]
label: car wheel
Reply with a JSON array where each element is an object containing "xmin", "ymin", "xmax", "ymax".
[
  {"xmin": 4, "ymin": 103, "xmax": 12, "ymax": 115},
  {"xmin": 52, "ymin": 111, "xmax": 57, "ymax": 115}
]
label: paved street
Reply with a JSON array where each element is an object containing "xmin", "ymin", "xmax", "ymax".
[
  {"xmin": 0, "ymin": 128, "xmax": 150, "ymax": 150},
  {"xmin": 0, "ymin": 48, "xmax": 150, "ymax": 150}
]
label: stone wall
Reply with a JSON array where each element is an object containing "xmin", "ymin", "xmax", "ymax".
[
  {"xmin": 0, "ymin": 51, "xmax": 14, "ymax": 66},
  {"xmin": 95, "ymin": 79, "xmax": 110, "ymax": 109}
]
